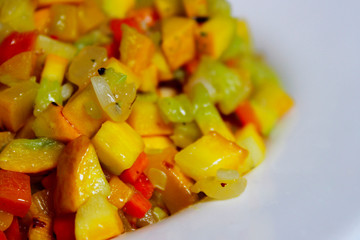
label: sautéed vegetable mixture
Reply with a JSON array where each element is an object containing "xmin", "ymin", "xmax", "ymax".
[{"xmin": 0, "ymin": 0, "xmax": 294, "ymax": 239}]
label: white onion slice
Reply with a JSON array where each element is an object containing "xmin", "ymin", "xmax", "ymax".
[{"xmin": 91, "ymin": 76, "xmax": 122, "ymax": 122}]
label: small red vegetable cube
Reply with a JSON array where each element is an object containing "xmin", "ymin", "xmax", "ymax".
[
  {"xmin": 123, "ymin": 192, "xmax": 152, "ymax": 218},
  {"xmin": 132, "ymin": 173, "xmax": 154, "ymax": 200},
  {"xmin": 0, "ymin": 231, "xmax": 7, "ymax": 240},
  {"xmin": 53, "ymin": 214, "xmax": 76, "ymax": 240},
  {"xmin": 120, "ymin": 152, "xmax": 149, "ymax": 184},
  {"xmin": 0, "ymin": 170, "xmax": 31, "ymax": 217}
]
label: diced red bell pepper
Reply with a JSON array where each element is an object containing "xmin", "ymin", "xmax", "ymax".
[
  {"xmin": 41, "ymin": 171, "xmax": 57, "ymax": 190},
  {"xmin": 0, "ymin": 31, "xmax": 38, "ymax": 65},
  {"xmin": 0, "ymin": 231, "xmax": 7, "ymax": 240},
  {"xmin": 120, "ymin": 152, "xmax": 149, "ymax": 184},
  {"xmin": 235, "ymin": 101, "xmax": 262, "ymax": 132},
  {"xmin": 123, "ymin": 192, "xmax": 152, "ymax": 218},
  {"xmin": 131, "ymin": 173, "xmax": 154, "ymax": 200},
  {"xmin": 128, "ymin": 7, "xmax": 159, "ymax": 31},
  {"xmin": 53, "ymin": 214, "xmax": 76, "ymax": 240},
  {"xmin": 4, "ymin": 218, "xmax": 21, "ymax": 240},
  {"xmin": 0, "ymin": 170, "xmax": 31, "ymax": 217},
  {"xmin": 104, "ymin": 42, "xmax": 118, "ymax": 59}
]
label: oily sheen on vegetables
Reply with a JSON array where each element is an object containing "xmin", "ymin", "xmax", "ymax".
[{"xmin": 0, "ymin": 0, "xmax": 294, "ymax": 239}]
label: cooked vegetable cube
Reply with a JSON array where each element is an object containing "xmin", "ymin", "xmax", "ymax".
[
  {"xmin": 235, "ymin": 124, "xmax": 266, "ymax": 175},
  {"xmin": 175, "ymin": 132, "xmax": 247, "ymax": 180},
  {"xmin": 34, "ymin": 8, "xmax": 50, "ymax": 34},
  {"xmin": 102, "ymin": 0, "xmax": 135, "ymax": 18},
  {"xmin": 108, "ymin": 176, "xmax": 134, "ymax": 209},
  {"xmin": 54, "ymin": 136, "xmax": 110, "ymax": 214},
  {"xmin": 158, "ymin": 94, "xmax": 194, "ymax": 123},
  {"xmin": 0, "ymin": 81, "xmax": 38, "ymax": 132},
  {"xmin": 120, "ymin": 24, "xmax": 155, "ymax": 73},
  {"xmin": 183, "ymin": 0, "xmax": 208, "ymax": 17},
  {"xmin": 48, "ymin": 4, "xmax": 78, "ymax": 42},
  {"xmin": 28, "ymin": 214, "xmax": 53, "ymax": 240},
  {"xmin": 0, "ymin": 51, "xmax": 37, "ymax": 81},
  {"xmin": 0, "ymin": 132, "xmax": 14, "ymax": 151},
  {"xmin": 75, "ymin": 194, "xmax": 124, "ymax": 240},
  {"xmin": 152, "ymin": 50, "xmax": 174, "ymax": 81},
  {"xmin": 0, "ymin": 138, "xmax": 64, "ymax": 173},
  {"xmin": 53, "ymin": 214, "xmax": 76, "ymax": 240},
  {"xmin": 0, "ymin": 0, "xmax": 35, "ymax": 32},
  {"xmin": 35, "ymin": 35, "xmax": 77, "ymax": 60},
  {"xmin": 123, "ymin": 192, "xmax": 152, "ymax": 218},
  {"xmin": 120, "ymin": 152, "xmax": 149, "ymax": 183},
  {"xmin": 139, "ymin": 64, "xmax": 158, "ymax": 92},
  {"xmin": 0, "ymin": 210, "xmax": 13, "ymax": 232},
  {"xmin": 154, "ymin": 0, "xmax": 184, "ymax": 19},
  {"xmin": 0, "ymin": 170, "xmax": 31, "ymax": 217},
  {"xmin": 15, "ymin": 116, "xmax": 36, "ymax": 139},
  {"xmin": 170, "ymin": 122, "xmax": 202, "ymax": 148},
  {"xmin": 207, "ymin": 0, "xmax": 231, "ymax": 17},
  {"xmin": 161, "ymin": 17, "xmax": 196, "ymax": 70},
  {"xmin": 37, "ymin": 0, "xmax": 84, "ymax": 7},
  {"xmin": 92, "ymin": 121, "xmax": 144, "ymax": 175},
  {"xmin": 143, "ymin": 136, "xmax": 174, "ymax": 154},
  {"xmin": 128, "ymin": 100, "xmax": 173, "ymax": 136},
  {"xmin": 196, "ymin": 17, "xmax": 235, "ymax": 59},
  {"xmin": 32, "ymin": 103, "xmax": 81, "ymax": 142},
  {"xmin": 62, "ymin": 85, "xmax": 107, "ymax": 137},
  {"xmin": 4, "ymin": 217, "xmax": 21, "ymax": 240},
  {"xmin": 77, "ymin": 0, "xmax": 106, "ymax": 34}
]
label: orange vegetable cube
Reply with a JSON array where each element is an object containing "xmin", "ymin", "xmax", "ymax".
[
  {"xmin": 108, "ymin": 176, "xmax": 134, "ymax": 209},
  {"xmin": 32, "ymin": 103, "xmax": 81, "ymax": 142},
  {"xmin": 34, "ymin": 8, "xmax": 51, "ymax": 34},
  {"xmin": 77, "ymin": 0, "xmax": 106, "ymax": 34},
  {"xmin": 161, "ymin": 17, "xmax": 196, "ymax": 70},
  {"xmin": 48, "ymin": 4, "xmax": 78, "ymax": 42},
  {"xmin": 0, "ymin": 132, "xmax": 14, "ymax": 151},
  {"xmin": 183, "ymin": 0, "xmax": 208, "ymax": 18},
  {"xmin": 0, "ymin": 81, "xmax": 38, "ymax": 132},
  {"xmin": 0, "ymin": 51, "xmax": 37, "ymax": 81},
  {"xmin": 37, "ymin": 0, "xmax": 84, "ymax": 7},
  {"xmin": 154, "ymin": 0, "xmax": 184, "ymax": 19},
  {"xmin": 0, "ymin": 210, "xmax": 13, "ymax": 232}
]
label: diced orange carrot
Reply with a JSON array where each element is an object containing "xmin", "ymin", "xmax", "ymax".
[{"xmin": 34, "ymin": 8, "xmax": 51, "ymax": 34}]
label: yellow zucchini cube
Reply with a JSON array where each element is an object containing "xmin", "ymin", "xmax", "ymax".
[
  {"xmin": 196, "ymin": 17, "xmax": 235, "ymax": 59},
  {"xmin": 54, "ymin": 136, "xmax": 110, "ymax": 214},
  {"xmin": 235, "ymin": 124, "xmax": 266, "ymax": 175},
  {"xmin": 161, "ymin": 17, "xmax": 196, "ymax": 70},
  {"xmin": 102, "ymin": 0, "xmax": 134, "ymax": 18},
  {"xmin": 154, "ymin": 0, "xmax": 184, "ymax": 19},
  {"xmin": 142, "ymin": 136, "xmax": 174, "ymax": 154},
  {"xmin": 139, "ymin": 64, "xmax": 158, "ymax": 92},
  {"xmin": 92, "ymin": 121, "xmax": 144, "ymax": 175},
  {"xmin": 0, "ymin": 81, "xmax": 38, "ymax": 132},
  {"xmin": 75, "ymin": 194, "xmax": 124, "ymax": 240},
  {"xmin": 175, "ymin": 132, "xmax": 248, "ymax": 180},
  {"xmin": 152, "ymin": 50, "xmax": 173, "ymax": 81},
  {"xmin": 120, "ymin": 24, "xmax": 155, "ymax": 74},
  {"xmin": 127, "ymin": 100, "xmax": 173, "ymax": 136}
]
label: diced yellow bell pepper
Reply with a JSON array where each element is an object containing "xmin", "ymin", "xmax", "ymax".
[
  {"xmin": 152, "ymin": 50, "xmax": 173, "ymax": 81},
  {"xmin": 235, "ymin": 124, "xmax": 266, "ymax": 175},
  {"xmin": 0, "ymin": 51, "xmax": 37, "ymax": 81},
  {"xmin": 127, "ymin": 100, "xmax": 173, "ymax": 136},
  {"xmin": 183, "ymin": 0, "xmax": 208, "ymax": 18},
  {"xmin": 108, "ymin": 176, "xmax": 134, "ymax": 209},
  {"xmin": 48, "ymin": 4, "xmax": 79, "ymax": 42},
  {"xmin": 54, "ymin": 136, "xmax": 110, "ymax": 214},
  {"xmin": 154, "ymin": 0, "xmax": 184, "ymax": 19},
  {"xmin": 0, "ymin": 81, "xmax": 38, "ymax": 132},
  {"xmin": 252, "ymin": 82, "xmax": 294, "ymax": 117},
  {"xmin": 62, "ymin": 85, "xmax": 107, "ymax": 137},
  {"xmin": 175, "ymin": 132, "xmax": 248, "ymax": 180},
  {"xmin": 92, "ymin": 121, "xmax": 144, "ymax": 175},
  {"xmin": 120, "ymin": 24, "xmax": 155, "ymax": 74},
  {"xmin": 32, "ymin": 103, "xmax": 81, "ymax": 142},
  {"xmin": 161, "ymin": 17, "xmax": 196, "ymax": 70},
  {"xmin": 101, "ymin": 58, "xmax": 141, "ymax": 89},
  {"xmin": 78, "ymin": 0, "xmax": 105, "ymax": 34},
  {"xmin": 0, "ymin": 138, "xmax": 65, "ymax": 173},
  {"xmin": 102, "ymin": 0, "xmax": 135, "ymax": 18},
  {"xmin": 196, "ymin": 17, "xmax": 235, "ymax": 59},
  {"xmin": 75, "ymin": 194, "xmax": 124, "ymax": 240}
]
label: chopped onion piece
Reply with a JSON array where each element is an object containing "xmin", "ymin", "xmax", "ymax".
[
  {"xmin": 61, "ymin": 83, "xmax": 74, "ymax": 101},
  {"xmin": 148, "ymin": 168, "xmax": 167, "ymax": 191},
  {"xmin": 191, "ymin": 169, "xmax": 247, "ymax": 200},
  {"xmin": 91, "ymin": 76, "xmax": 122, "ymax": 122}
]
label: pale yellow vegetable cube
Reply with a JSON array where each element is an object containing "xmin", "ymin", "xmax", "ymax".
[
  {"xmin": 102, "ymin": 0, "xmax": 134, "ymax": 18},
  {"xmin": 75, "ymin": 194, "xmax": 124, "ymax": 240},
  {"xmin": 235, "ymin": 124, "xmax": 266, "ymax": 175},
  {"xmin": 92, "ymin": 121, "xmax": 144, "ymax": 175},
  {"xmin": 175, "ymin": 132, "xmax": 248, "ymax": 180}
]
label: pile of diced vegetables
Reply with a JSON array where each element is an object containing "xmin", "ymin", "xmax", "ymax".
[{"xmin": 0, "ymin": 0, "xmax": 294, "ymax": 239}]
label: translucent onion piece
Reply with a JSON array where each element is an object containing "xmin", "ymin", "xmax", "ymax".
[
  {"xmin": 61, "ymin": 83, "xmax": 74, "ymax": 101},
  {"xmin": 152, "ymin": 207, "xmax": 168, "ymax": 221},
  {"xmin": 91, "ymin": 76, "xmax": 122, "ymax": 122},
  {"xmin": 191, "ymin": 169, "xmax": 247, "ymax": 200},
  {"xmin": 0, "ymin": 209, "xmax": 13, "ymax": 231},
  {"xmin": 148, "ymin": 168, "xmax": 167, "ymax": 191}
]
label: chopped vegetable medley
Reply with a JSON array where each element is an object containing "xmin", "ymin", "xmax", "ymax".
[{"xmin": 0, "ymin": 0, "xmax": 294, "ymax": 239}]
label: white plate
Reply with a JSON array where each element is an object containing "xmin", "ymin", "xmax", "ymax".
[{"xmin": 118, "ymin": 0, "xmax": 360, "ymax": 239}]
